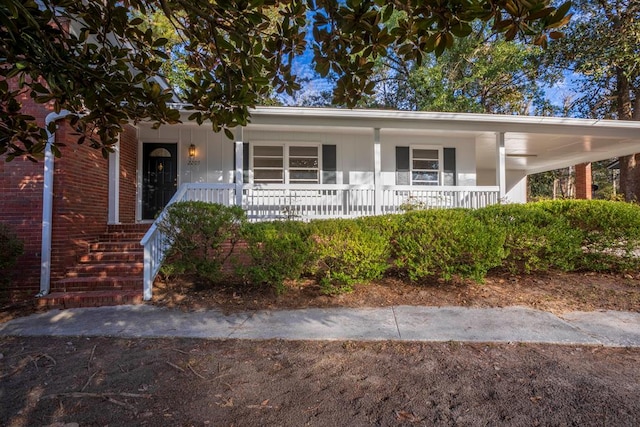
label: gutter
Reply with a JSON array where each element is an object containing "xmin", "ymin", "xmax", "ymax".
[{"xmin": 36, "ymin": 110, "xmax": 71, "ymax": 298}]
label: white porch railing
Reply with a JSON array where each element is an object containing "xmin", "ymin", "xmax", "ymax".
[
  {"xmin": 141, "ymin": 183, "xmax": 500, "ymax": 300},
  {"xmin": 140, "ymin": 183, "xmax": 236, "ymax": 300},
  {"xmin": 243, "ymin": 184, "xmax": 376, "ymax": 220},
  {"xmin": 381, "ymin": 185, "xmax": 500, "ymax": 213}
]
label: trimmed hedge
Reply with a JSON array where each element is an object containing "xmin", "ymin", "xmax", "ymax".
[
  {"xmin": 158, "ymin": 201, "xmax": 246, "ymax": 283},
  {"xmin": 536, "ymin": 200, "xmax": 640, "ymax": 272},
  {"xmin": 393, "ymin": 209, "xmax": 505, "ymax": 283},
  {"xmin": 240, "ymin": 220, "xmax": 316, "ymax": 294},
  {"xmin": 309, "ymin": 217, "xmax": 394, "ymax": 294},
  {"xmin": 159, "ymin": 200, "xmax": 640, "ymax": 294},
  {"xmin": 472, "ymin": 203, "xmax": 583, "ymax": 274}
]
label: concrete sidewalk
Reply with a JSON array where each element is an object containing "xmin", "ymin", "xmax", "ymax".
[{"xmin": 0, "ymin": 305, "xmax": 639, "ymax": 347}]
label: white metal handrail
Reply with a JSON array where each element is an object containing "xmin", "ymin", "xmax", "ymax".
[{"xmin": 140, "ymin": 183, "xmax": 236, "ymax": 300}]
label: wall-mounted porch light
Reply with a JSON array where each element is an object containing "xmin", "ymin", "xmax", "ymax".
[{"xmin": 188, "ymin": 144, "xmax": 197, "ymax": 158}]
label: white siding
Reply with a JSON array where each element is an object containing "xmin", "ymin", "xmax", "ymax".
[
  {"xmin": 380, "ymin": 132, "xmax": 477, "ymax": 186},
  {"xmin": 139, "ymin": 125, "xmax": 480, "ymax": 188},
  {"xmin": 506, "ymin": 170, "xmax": 528, "ymax": 203}
]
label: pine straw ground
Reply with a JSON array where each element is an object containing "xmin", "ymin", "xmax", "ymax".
[{"xmin": 151, "ymin": 270, "xmax": 640, "ymax": 315}]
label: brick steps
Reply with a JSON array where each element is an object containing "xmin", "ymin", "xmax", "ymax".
[
  {"xmin": 39, "ymin": 224, "xmax": 149, "ymax": 308},
  {"xmin": 51, "ymin": 276, "xmax": 143, "ymax": 292},
  {"xmin": 37, "ymin": 290, "xmax": 144, "ymax": 309},
  {"xmin": 65, "ymin": 262, "xmax": 144, "ymax": 278},
  {"xmin": 78, "ymin": 251, "xmax": 142, "ymax": 263},
  {"xmin": 90, "ymin": 242, "xmax": 144, "ymax": 252},
  {"xmin": 99, "ymin": 232, "xmax": 147, "ymax": 242}
]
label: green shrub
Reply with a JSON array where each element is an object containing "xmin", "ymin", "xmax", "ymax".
[
  {"xmin": 392, "ymin": 209, "xmax": 505, "ymax": 283},
  {"xmin": 158, "ymin": 201, "xmax": 246, "ymax": 284},
  {"xmin": 537, "ymin": 200, "xmax": 640, "ymax": 272},
  {"xmin": 310, "ymin": 217, "xmax": 394, "ymax": 294},
  {"xmin": 472, "ymin": 203, "xmax": 583, "ymax": 274},
  {"xmin": 0, "ymin": 223, "xmax": 24, "ymax": 286},
  {"xmin": 240, "ymin": 220, "xmax": 316, "ymax": 293}
]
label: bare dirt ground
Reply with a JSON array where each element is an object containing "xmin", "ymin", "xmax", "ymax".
[
  {"xmin": 1, "ymin": 337, "xmax": 639, "ymax": 426},
  {"xmin": 1, "ymin": 271, "xmax": 640, "ymax": 426}
]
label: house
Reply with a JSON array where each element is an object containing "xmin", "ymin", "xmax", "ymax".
[{"xmin": 3, "ymin": 100, "xmax": 640, "ymax": 307}]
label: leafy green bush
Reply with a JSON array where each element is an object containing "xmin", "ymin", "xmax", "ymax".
[
  {"xmin": 392, "ymin": 209, "xmax": 505, "ymax": 283},
  {"xmin": 537, "ymin": 200, "xmax": 640, "ymax": 272},
  {"xmin": 472, "ymin": 203, "xmax": 583, "ymax": 274},
  {"xmin": 241, "ymin": 220, "xmax": 316, "ymax": 293},
  {"xmin": 158, "ymin": 201, "xmax": 246, "ymax": 284},
  {"xmin": 0, "ymin": 223, "xmax": 24, "ymax": 286},
  {"xmin": 310, "ymin": 217, "xmax": 394, "ymax": 294}
]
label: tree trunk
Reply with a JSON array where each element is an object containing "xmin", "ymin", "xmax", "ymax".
[{"xmin": 615, "ymin": 68, "xmax": 640, "ymax": 202}]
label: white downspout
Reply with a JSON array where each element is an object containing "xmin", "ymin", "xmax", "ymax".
[{"xmin": 37, "ymin": 110, "xmax": 71, "ymax": 297}]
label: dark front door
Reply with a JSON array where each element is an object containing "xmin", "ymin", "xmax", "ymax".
[{"xmin": 142, "ymin": 143, "xmax": 178, "ymax": 220}]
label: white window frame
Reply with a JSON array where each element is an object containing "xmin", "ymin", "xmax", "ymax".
[
  {"xmin": 410, "ymin": 145, "xmax": 443, "ymax": 186},
  {"xmin": 252, "ymin": 144, "xmax": 285, "ymax": 184},
  {"xmin": 250, "ymin": 143, "xmax": 323, "ymax": 184}
]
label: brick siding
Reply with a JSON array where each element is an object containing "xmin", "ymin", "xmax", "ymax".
[
  {"xmin": 0, "ymin": 82, "xmax": 51, "ymax": 298},
  {"xmin": 119, "ymin": 125, "xmax": 138, "ymax": 223},
  {"xmin": 575, "ymin": 163, "xmax": 592, "ymax": 200},
  {"xmin": 0, "ymin": 90, "xmax": 138, "ymax": 300},
  {"xmin": 49, "ymin": 123, "xmax": 110, "ymax": 285}
]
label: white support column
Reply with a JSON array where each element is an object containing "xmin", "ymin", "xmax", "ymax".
[
  {"xmin": 234, "ymin": 127, "xmax": 244, "ymax": 207},
  {"xmin": 374, "ymin": 128, "xmax": 382, "ymax": 215},
  {"xmin": 496, "ymin": 132, "xmax": 506, "ymax": 200},
  {"xmin": 107, "ymin": 136, "xmax": 120, "ymax": 224}
]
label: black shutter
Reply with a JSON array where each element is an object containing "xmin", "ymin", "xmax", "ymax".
[
  {"xmin": 243, "ymin": 142, "xmax": 249, "ymax": 183},
  {"xmin": 232, "ymin": 142, "xmax": 250, "ymax": 183},
  {"xmin": 396, "ymin": 146, "xmax": 410, "ymax": 185},
  {"xmin": 443, "ymin": 147, "xmax": 456, "ymax": 186},
  {"xmin": 322, "ymin": 144, "xmax": 337, "ymax": 184}
]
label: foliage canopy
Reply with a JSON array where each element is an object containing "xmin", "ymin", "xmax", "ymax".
[{"xmin": 1, "ymin": 0, "xmax": 570, "ymax": 160}]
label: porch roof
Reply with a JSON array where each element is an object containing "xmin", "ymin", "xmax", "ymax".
[{"xmin": 172, "ymin": 106, "xmax": 640, "ymax": 175}]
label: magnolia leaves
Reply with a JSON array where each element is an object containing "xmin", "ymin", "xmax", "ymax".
[{"xmin": 1, "ymin": 0, "xmax": 571, "ymax": 159}]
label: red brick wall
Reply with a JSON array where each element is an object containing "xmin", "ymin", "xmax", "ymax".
[
  {"xmin": 0, "ymin": 157, "xmax": 46, "ymax": 298},
  {"xmin": 0, "ymin": 83, "xmax": 51, "ymax": 298},
  {"xmin": 49, "ymin": 123, "xmax": 110, "ymax": 285},
  {"xmin": 119, "ymin": 125, "xmax": 138, "ymax": 223},
  {"xmin": 1, "ymin": 87, "xmax": 114, "ymax": 299},
  {"xmin": 575, "ymin": 163, "xmax": 592, "ymax": 200}
]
